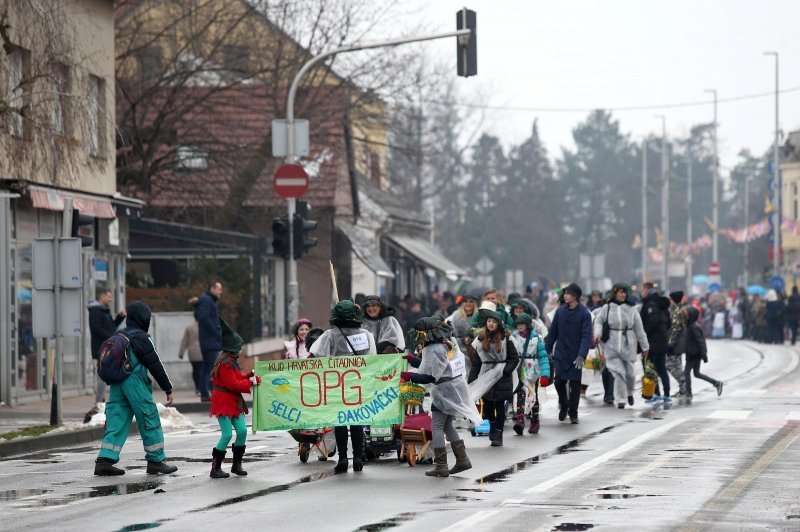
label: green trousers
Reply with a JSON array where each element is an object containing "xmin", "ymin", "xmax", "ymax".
[
  {"xmin": 97, "ymin": 368, "xmax": 166, "ymax": 463},
  {"xmin": 215, "ymin": 414, "xmax": 247, "ymax": 451}
]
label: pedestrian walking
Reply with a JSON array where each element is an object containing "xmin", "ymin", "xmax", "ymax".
[
  {"xmin": 361, "ymin": 295, "xmax": 406, "ymax": 353},
  {"xmin": 765, "ymin": 289, "xmax": 784, "ymax": 344},
  {"xmin": 178, "ymin": 314, "xmax": 203, "ymax": 395},
  {"xmin": 785, "ymin": 287, "xmax": 800, "ymax": 345},
  {"xmin": 593, "ymin": 283, "xmax": 649, "ymax": 409},
  {"xmin": 666, "ymin": 291, "xmax": 688, "ymax": 396},
  {"xmin": 510, "ymin": 313, "xmax": 550, "ymax": 435},
  {"xmin": 401, "ymin": 317, "xmax": 478, "ymax": 477},
  {"xmin": 209, "ymin": 319, "xmax": 260, "ymax": 479},
  {"xmin": 285, "ymin": 318, "xmax": 313, "ymax": 359},
  {"xmin": 640, "ymin": 289, "xmax": 673, "ymax": 406},
  {"xmin": 510, "ymin": 299, "xmax": 548, "ymax": 338},
  {"xmin": 683, "ymin": 307, "xmax": 723, "ymax": 402},
  {"xmin": 308, "ymin": 300, "xmax": 377, "ymax": 474},
  {"xmin": 88, "ymin": 288, "xmax": 126, "ymax": 403},
  {"xmin": 468, "ymin": 304, "xmax": 520, "ymax": 446},
  {"xmin": 471, "ymin": 288, "xmax": 515, "ymax": 329},
  {"xmin": 196, "ymin": 281, "xmax": 223, "ymax": 402},
  {"xmin": 94, "ymin": 302, "xmax": 178, "ymax": 476},
  {"xmin": 545, "ymin": 283, "xmax": 593, "ymax": 424}
]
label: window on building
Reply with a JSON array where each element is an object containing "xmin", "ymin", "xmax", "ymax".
[
  {"xmin": 50, "ymin": 63, "xmax": 70, "ymax": 135},
  {"xmin": 87, "ymin": 75, "xmax": 106, "ymax": 157},
  {"xmin": 176, "ymin": 145, "xmax": 208, "ymax": 170},
  {"xmin": 223, "ymin": 45, "xmax": 250, "ymax": 74},
  {"xmin": 8, "ymin": 46, "xmax": 30, "ymax": 138},
  {"xmin": 136, "ymin": 45, "xmax": 163, "ymax": 82},
  {"xmin": 793, "ymin": 183, "xmax": 798, "ymax": 221}
]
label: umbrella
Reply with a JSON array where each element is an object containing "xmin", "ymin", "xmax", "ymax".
[
  {"xmin": 708, "ymin": 283, "xmax": 722, "ymax": 293},
  {"xmin": 747, "ymin": 285, "xmax": 767, "ymax": 296},
  {"xmin": 693, "ymin": 274, "xmax": 710, "ymax": 285}
]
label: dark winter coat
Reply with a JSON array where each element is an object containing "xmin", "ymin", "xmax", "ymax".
[
  {"xmin": 470, "ymin": 335, "xmax": 520, "ymax": 402},
  {"xmin": 765, "ymin": 300, "xmax": 784, "ymax": 325},
  {"xmin": 195, "ymin": 291, "xmax": 221, "ymax": 353},
  {"xmin": 123, "ymin": 302, "xmax": 173, "ymax": 394},
  {"xmin": 785, "ymin": 295, "xmax": 800, "ymax": 325},
  {"xmin": 640, "ymin": 293, "xmax": 671, "ymax": 355},
  {"xmin": 88, "ymin": 302, "xmax": 125, "ymax": 359},
  {"xmin": 545, "ymin": 303, "xmax": 593, "ymax": 381},
  {"xmin": 684, "ymin": 307, "xmax": 707, "ymax": 362}
]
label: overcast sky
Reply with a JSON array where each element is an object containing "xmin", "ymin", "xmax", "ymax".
[{"xmin": 407, "ymin": 0, "xmax": 800, "ymax": 173}]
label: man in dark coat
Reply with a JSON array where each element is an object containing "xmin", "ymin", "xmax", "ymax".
[
  {"xmin": 195, "ymin": 281, "xmax": 223, "ymax": 402},
  {"xmin": 88, "ymin": 288, "xmax": 126, "ymax": 403},
  {"xmin": 641, "ymin": 291, "xmax": 673, "ymax": 400},
  {"xmin": 545, "ymin": 283, "xmax": 593, "ymax": 424},
  {"xmin": 785, "ymin": 287, "xmax": 800, "ymax": 345}
]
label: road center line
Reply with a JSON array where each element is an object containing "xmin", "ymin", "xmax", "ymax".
[{"xmin": 523, "ymin": 418, "xmax": 688, "ymax": 494}]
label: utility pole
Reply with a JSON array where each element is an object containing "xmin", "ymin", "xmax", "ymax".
[
  {"xmin": 686, "ymin": 159, "xmax": 693, "ymax": 294},
  {"xmin": 744, "ymin": 175, "xmax": 751, "ymax": 287},
  {"xmin": 642, "ymin": 139, "xmax": 648, "ymax": 282},
  {"xmin": 764, "ymin": 51, "xmax": 780, "ymax": 276},
  {"xmin": 705, "ymin": 89, "xmax": 719, "ymax": 263},
  {"xmin": 656, "ymin": 115, "xmax": 668, "ymax": 290}
]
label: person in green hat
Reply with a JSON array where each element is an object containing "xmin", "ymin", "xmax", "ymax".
[
  {"xmin": 308, "ymin": 300, "xmax": 377, "ymax": 474},
  {"xmin": 208, "ymin": 318, "xmax": 260, "ymax": 478},
  {"xmin": 511, "ymin": 313, "xmax": 551, "ymax": 435}
]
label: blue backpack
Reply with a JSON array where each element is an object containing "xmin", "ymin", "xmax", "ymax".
[{"xmin": 97, "ymin": 332, "xmax": 135, "ymax": 385}]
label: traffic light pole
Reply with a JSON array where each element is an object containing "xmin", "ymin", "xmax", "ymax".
[
  {"xmin": 50, "ymin": 198, "xmax": 73, "ymax": 426},
  {"xmin": 283, "ymin": 26, "xmax": 472, "ymax": 324}
]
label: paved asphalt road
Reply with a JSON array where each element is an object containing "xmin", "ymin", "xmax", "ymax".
[{"xmin": 1, "ymin": 340, "xmax": 799, "ymax": 531}]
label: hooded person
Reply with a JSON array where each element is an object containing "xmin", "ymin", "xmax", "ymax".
[
  {"xmin": 285, "ymin": 318, "xmax": 313, "ymax": 359},
  {"xmin": 640, "ymin": 292, "xmax": 674, "ymax": 405},
  {"xmin": 545, "ymin": 283, "xmax": 593, "ymax": 424},
  {"xmin": 400, "ymin": 316, "xmax": 481, "ymax": 477},
  {"xmin": 360, "ymin": 295, "xmax": 406, "ymax": 353},
  {"xmin": 308, "ymin": 300, "xmax": 377, "ymax": 474},
  {"xmin": 209, "ymin": 318, "xmax": 259, "ymax": 478},
  {"xmin": 468, "ymin": 306, "xmax": 520, "ymax": 447},
  {"xmin": 510, "ymin": 299, "xmax": 548, "ymax": 339},
  {"xmin": 511, "ymin": 313, "xmax": 551, "ymax": 435},
  {"xmin": 683, "ymin": 306, "xmax": 723, "ymax": 401},
  {"xmin": 593, "ymin": 283, "xmax": 650, "ymax": 409},
  {"xmin": 94, "ymin": 301, "xmax": 178, "ymax": 476}
]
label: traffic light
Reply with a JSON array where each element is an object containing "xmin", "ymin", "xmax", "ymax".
[
  {"xmin": 71, "ymin": 208, "xmax": 94, "ymax": 247},
  {"xmin": 271, "ymin": 216, "xmax": 291, "ymax": 259},
  {"xmin": 456, "ymin": 8, "xmax": 477, "ymax": 77},
  {"xmin": 293, "ymin": 201, "xmax": 318, "ymax": 259}
]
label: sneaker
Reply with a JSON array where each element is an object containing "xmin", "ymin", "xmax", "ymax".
[
  {"xmin": 558, "ymin": 407, "xmax": 568, "ymax": 421},
  {"xmin": 627, "ymin": 395, "xmax": 635, "ymax": 406},
  {"xmin": 644, "ymin": 396, "xmax": 662, "ymax": 405},
  {"xmin": 617, "ymin": 403, "xmax": 625, "ymax": 409},
  {"xmin": 662, "ymin": 397, "xmax": 673, "ymax": 409},
  {"xmin": 570, "ymin": 416, "xmax": 579, "ymax": 425},
  {"xmin": 715, "ymin": 381, "xmax": 724, "ymax": 396}
]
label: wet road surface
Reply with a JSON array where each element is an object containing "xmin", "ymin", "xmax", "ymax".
[{"xmin": 1, "ymin": 340, "xmax": 798, "ymax": 531}]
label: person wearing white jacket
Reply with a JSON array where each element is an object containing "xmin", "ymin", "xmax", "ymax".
[{"xmin": 593, "ymin": 284, "xmax": 650, "ymax": 409}]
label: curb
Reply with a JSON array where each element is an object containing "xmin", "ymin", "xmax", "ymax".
[{"xmin": 0, "ymin": 426, "xmax": 107, "ymax": 458}]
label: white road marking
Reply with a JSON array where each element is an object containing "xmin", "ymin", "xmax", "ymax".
[
  {"xmin": 732, "ymin": 389, "xmax": 767, "ymax": 396},
  {"xmin": 523, "ymin": 418, "xmax": 688, "ymax": 494},
  {"xmin": 786, "ymin": 411, "xmax": 800, "ymax": 420},
  {"xmin": 439, "ymin": 509, "xmax": 500, "ymax": 532},
  {"xmin": 500, "ymin": 498, "xmax": 525, "ymax": 507},
  {"xmin": 707, "ymin": 410, "xmax": 752, "ymax": 420}
]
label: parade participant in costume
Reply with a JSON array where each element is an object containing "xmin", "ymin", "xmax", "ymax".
[
  {"xmin": 545, "ymin": 284, "xmax": 592, "ymax": 424},
  {"xmin": 209, "ymin": 319, "xmax": 259, "ymax": 478},
  {"xmin": 401, "ymin": 317, "xmax": 481, "ymax": 477},
  {"xmin": 447, "ymin": 292, "xmax": 479, "ymax": 355},
  {"xmin": 361, "ymin": 295, "xmax": 406, "ymax": 353},
  {"xmin": 593, "ymin": 284, "xmax": 650, "ymax": 409},
  {"xmin": 468, "ymin": 306, "xmax": 520, "ymax": 447},
  {"xmin": 285, "ymin": 318, "xmax": 313, "ymax": 359},
  {"xmin": 470, "ymin": 289, "xmax": 515, "ymax": 329},
  {"xmin": 510, "ymin": 299, "xmax": 548, "ymax": 339},
  {"xmin": 94, "ymin": 302, "xmax": 178, "ymax": 476},
  {"xmin": 309, "ymin": 300, "xmax": 377, "ymax": 474},
  {"xmin": 511, "ymin": 313, "xmax": 551, "ymax": 435}
]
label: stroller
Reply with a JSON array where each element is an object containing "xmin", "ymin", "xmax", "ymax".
[{"xmin": 288, "ymin": 427, "xmax": 336, "ymax": 463}]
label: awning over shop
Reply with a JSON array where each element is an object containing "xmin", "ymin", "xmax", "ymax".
[
  {"xmin": 29, "ymin": 185, "xmax": 116, "ymax": 219},
  {"xmin": 386, "ymin": 234, "xmax": 466, "ymax": 280},
  {"xmin": 337, "ymin": 223, "xmax": 394, "ymax": 278}
]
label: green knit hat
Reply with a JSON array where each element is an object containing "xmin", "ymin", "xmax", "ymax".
[
  {"xmin": 220, "ymin": 318, "xmax": 245, "ymax": 353},
  {"xmin": 330, "ymin": 300, "xmax": 362, "ymax": 327},
  {"xmin": 513, "ymin": 312, "xmax": 533, "ymax": 330},
  {"xmin": 411, "ymin": 315, "xmax": 453, "ymax": 346}
]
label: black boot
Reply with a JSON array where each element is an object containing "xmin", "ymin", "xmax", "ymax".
[
  {"xmin": 334, "ymin": 426, "xmax": 349, "ymax": 474},
  {"xmin": 231, "ymin": 445, "xmax": 247, "ymax": 476},
  {"xmin": 351, "ymin": 427, "xmax": 364, "ymax": 472},
  {"xmin": 210, "ymin": 448, "xmax": 229, "ymax": 479},
  {"xmin": 490, "ymin": 429, "xmax": 503, "ymax": 447},
  {"xmin": 94, "ymin": 458, "xmax": 125, "ymax": 476},
  {"xmin": 147, "ymin": 460, "xmax": 178, "ymax": 475}
]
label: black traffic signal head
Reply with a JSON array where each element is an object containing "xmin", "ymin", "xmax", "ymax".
[
  {"xmin": 71, "ymin": 208, "xmax": 94, "ymax": 247},
  {"xmin": 292, "ymin": 203, "xmax": 318, "ymax": 260},
  {"xmin": 456, "ymin": 8, "xmax": 477, "ymax": 77},
  {"xmin": 271, "ymin": 216, "xmax": 291, "ymax": 259}
]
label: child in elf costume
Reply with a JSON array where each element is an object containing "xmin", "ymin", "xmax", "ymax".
[{"xmin": 209, "ymin": 319, "xmax": 260, "ymax": 479}]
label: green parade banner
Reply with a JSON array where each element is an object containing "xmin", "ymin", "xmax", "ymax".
[{"xmin": 252, "ymin": 354, "xmax": 406, "ymax": 431}]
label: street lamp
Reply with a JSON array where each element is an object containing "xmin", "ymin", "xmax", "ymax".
[
  {"xmin": 655, "ymin": 115, "xmax": 668, "ymax": 290},
  {"xmin": 764, "ymin": 51, "xmax": 780, "ymax": 276},
  {"xmin": 704, "ymin": 89, "xmax": 719, "ymax": 264}
]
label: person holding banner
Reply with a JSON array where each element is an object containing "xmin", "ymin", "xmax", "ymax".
[
  {"xmin": 361, "ymin": 296, "xmax": 406, "ymax": 353},
  {"xmin": 209, "ymin": 319, "xmax": 260, "ymax": 479},
  {"xmin": 401, "ymin": 316, "xmax": 480, "ymax": 477},
  {"xmin": 309, "ymin": 300, "xmax": 377, "ymax": 474}
]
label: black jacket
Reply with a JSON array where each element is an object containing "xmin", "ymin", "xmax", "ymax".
[
  {"xmin": 685, "ymin": 307, "xmax": 707, "ymax": 362},
  {"xmin": 640, "ymin": 293, "xmax": 671, "ymax": 355},
  {"xmin": 195, "ymin": 291, "xmax": 221, "ymax": 352},
  {"xmin": 471, "ymin": 336, "xmax": 520, "ymax": 402},
  {"xmin": 88, "ymin": 303, "xmax": 125, "ymax": 359},
  {"xmin": 786, "ymin": 294, "xmax": 800, "ymax": 324},
  {"xmin": 124, "ymin": 301, "xmax": 173, "ymax": 394}
]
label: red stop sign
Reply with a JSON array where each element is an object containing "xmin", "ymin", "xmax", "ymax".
[{"xmin": 273, "ymin": 164, "xmax": 309, "ymax": 199}]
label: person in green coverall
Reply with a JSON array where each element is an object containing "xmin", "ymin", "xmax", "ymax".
[{"xmin": 94, "ymin": 301, "xmax": 178, "ymax": 476}]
